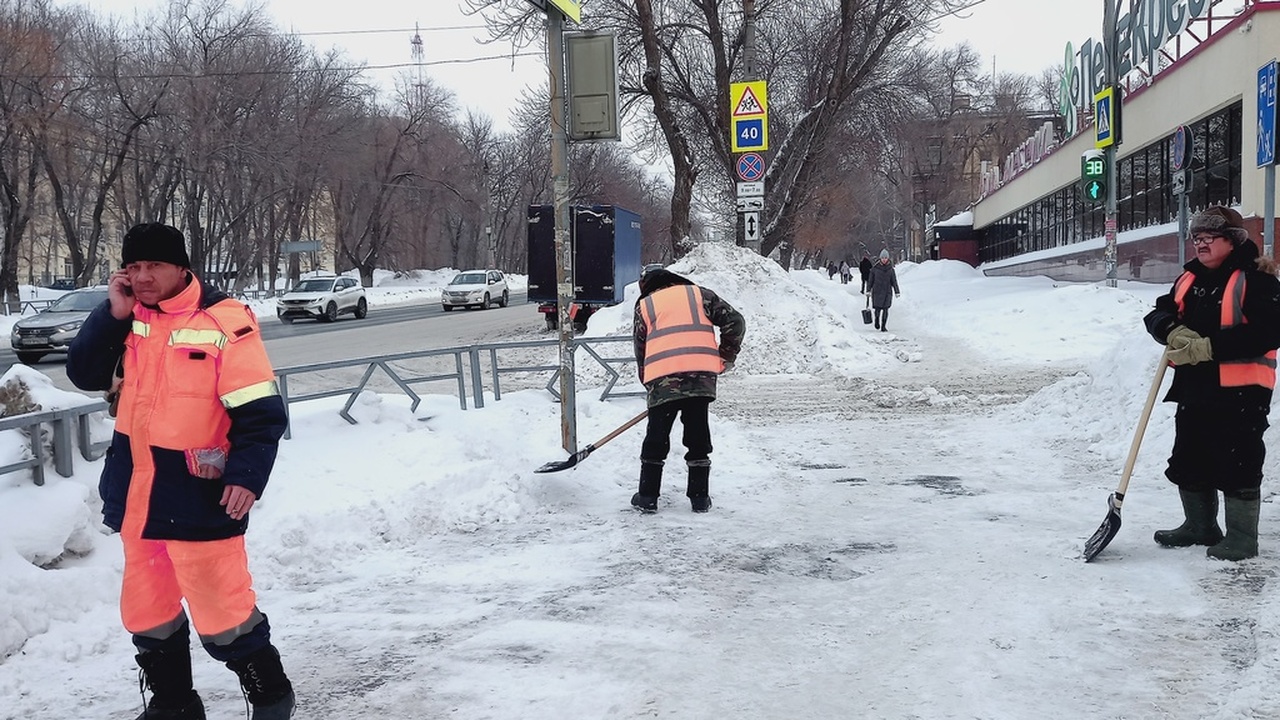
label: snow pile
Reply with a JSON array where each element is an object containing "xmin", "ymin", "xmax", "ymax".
[{"xmin": 585, "ymin": 241, "xmax": 883, "ymax": 376}]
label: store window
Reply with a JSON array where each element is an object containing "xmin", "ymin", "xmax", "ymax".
[{"xmin": 980, "ymin": 101, "xmax": 1242, "ymax": 263}]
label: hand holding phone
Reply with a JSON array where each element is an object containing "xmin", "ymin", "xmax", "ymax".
[{"xmin": 107, "ymin": 269, "xmax": 134, "ymax": 319}]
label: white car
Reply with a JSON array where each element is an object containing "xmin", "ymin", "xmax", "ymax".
[
  {"xmin": 442, "ymin": 270, "xmax": 509, "ymax": 311},
  {"xmin": 276, "ymin": 275, "xmax": 367, "ymax": 323}
]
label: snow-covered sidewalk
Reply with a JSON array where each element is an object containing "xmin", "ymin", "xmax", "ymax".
[{"xmin": 4, "ymin": 246, "xmax": 1279, "ymax": 719}]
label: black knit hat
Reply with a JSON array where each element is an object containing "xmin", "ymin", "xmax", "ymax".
[
  {"xmin": 121, "ymin": 223, "xmax": 190, "ymax": 268},
  {"xmin": 1189, "ymin": 206, "xmax": 1249, "ymax": 246}
]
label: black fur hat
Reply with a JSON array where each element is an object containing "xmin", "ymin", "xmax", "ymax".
[
  {"xmin": 121, "ymin": 223, "xmax": 190, "ymax": 268},
  {"xmin": 1189, "ymin": 206, "xmax": 1249, "ymax": 246}
]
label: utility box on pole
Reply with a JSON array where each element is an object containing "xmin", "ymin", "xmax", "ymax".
[{"xmin": 566, "ymin": 32, "xmax": 620, "ymax": 142}]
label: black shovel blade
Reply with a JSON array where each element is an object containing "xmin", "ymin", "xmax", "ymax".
[
  {"xmin": 1082, "ymin": 492, "xmax": 1124, "ymax": 562},
  {"xmin": 534, "ymin": 446, "xmax": 593, "ymax": 474}
]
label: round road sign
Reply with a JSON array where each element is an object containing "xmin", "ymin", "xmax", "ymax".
[{"xmin": 736, "ymin": 153, "xmax": 765, "ymax": 182}]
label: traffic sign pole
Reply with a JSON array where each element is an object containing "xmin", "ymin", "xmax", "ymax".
[
  {"xmin": 1259, "ymin": 60, "xmax": 1277, "ymax": 258},
  {"xmin": 1102, "ymin": 0, "xmax": 1119, "ymax": 288}
]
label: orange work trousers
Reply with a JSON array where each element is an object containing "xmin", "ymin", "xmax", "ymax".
[{"xmin": 121, "ymin": 533, "xmax": 260, "ymax": 646}]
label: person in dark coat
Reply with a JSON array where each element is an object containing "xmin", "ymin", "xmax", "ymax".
[
  {"xmin": 858, "ymin": 255, "xmax": 873, "ymax": 294},
  {"xmin": 866, "ymin": 249, "xmax": 900, "ymax": 331},
  {"xmin": 826, "ymin": 261, "xmax": 838, "ymax": 280},
  {"xmin": 632, "ymin": 268, "xmax": 745, "ymax": 513},
  {"xmin": 1143, "ymin": 206, "xmax": 1280, "ymax": 561}
]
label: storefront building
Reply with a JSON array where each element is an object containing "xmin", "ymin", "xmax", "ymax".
[{"xmin": 967, "ymin": 0, "xmax": 1280, "ymax": 283}]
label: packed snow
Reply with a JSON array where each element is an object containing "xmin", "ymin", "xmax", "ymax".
[{"xmin": 3, "ymin": 244, "xmax": 1278, "ymax": 719}]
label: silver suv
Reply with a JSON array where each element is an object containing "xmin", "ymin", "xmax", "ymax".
[
  {"xmin": 442, "ymin": 270, "xmax": 509, "ymax": 311},
  {"xmin": 276, "ymin": 275, "xmax": 367, "ymax": 323}
]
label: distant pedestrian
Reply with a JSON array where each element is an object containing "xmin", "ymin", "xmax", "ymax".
[
  {"xmin": 867, "ymin": 249, "xmax": 900, "ymax": 332},
  {"xmin": 632, "ymin": 267, "xmax": 746, "ymax": 514},
  {"xmin": 859, "ymin": 255, "xmax": 873, "ymax": 294},
  {"xmin": 827, "ymin": 261, "xmax": 838, "ymax": 280},
  {"xmin": 839, "ymin": 260, "xmax": 852, "ymax": 285},
  {"xmin": 1142, "ymin": 206, "xmax": 1280, "ymax": 561}
]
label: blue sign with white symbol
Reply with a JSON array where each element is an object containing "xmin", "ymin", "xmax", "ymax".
[
  {"xmin": 1094, "ymin": 88, "xmax": 1115, "ymax": 149},
  {"xmin": 736, "ymin": 153, "xmax": 765, "ymax": 182},
  {"xmin": 1258, "ymin": 60, "xmax": 1277, "ymax": 167}
]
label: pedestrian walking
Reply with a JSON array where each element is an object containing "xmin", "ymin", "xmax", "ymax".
[
  {"xmin": 1143, "ymin": 206, "xmax": 1280, "ymax": 561},
  {"xmin": 859, "ymin": 255, "xmax": 873, "ymax": 294},
  {"xmin": 631, "ymin": 267, "xmax": 746, "ymax": 513},
  {"xmin": 867, "ymin": 249, "xmax": 901, "ymax": 331},
  {"xmin": 839, "ymin": 259, "xmax": 852, "ymax": 285},
  {"xmin": 66, "ymin": 223, "xmax": 295, "ymax": 719},
  {"xmin": 827, "ymin": 261, "xmax": 838, "ymax": 280}
]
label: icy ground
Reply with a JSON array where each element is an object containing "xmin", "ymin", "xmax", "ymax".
[{"xmin": 3, "ymin": 244, "xmax": 1279, "ymax": 719}]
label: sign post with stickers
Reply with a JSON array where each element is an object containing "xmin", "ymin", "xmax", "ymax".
[{"xmin": 730, "ymin": 81, "xmax": 768, "ymax": 250}]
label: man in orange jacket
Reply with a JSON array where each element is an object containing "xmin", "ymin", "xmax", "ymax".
[
  {"xmin": 67, "ymin": 223, "xmax": 293, "ymax": 720},
  {"xmin": 631, "ymin": 267, "xmax": 745, "ymax": 513}
]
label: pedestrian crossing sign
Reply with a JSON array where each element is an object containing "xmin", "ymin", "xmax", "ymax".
[{"xmin": 1094, "ymin": 87, "xmax": 1115, "ymax": 149}]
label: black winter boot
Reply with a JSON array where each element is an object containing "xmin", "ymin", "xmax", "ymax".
[
  {"xmin": 687, "ymin": 462, "xmax": 711, "ymax": 513},
  {"xmin": 1207, "ymin": 492, "xmax": 1260, "ymax": 561},
  {"xmin": 134, "ymin": 644, "xmax": 206, "ymax": 720},
  {"xmin": 1154, "ymin": 489, "xmax": 1224, "ymax": 547},
  {"xmin": 631, "ymin": 461, "xmax": 662, "ymax": 512},
  {"xmin": 226, "ymin": 645, "xmax": 295, "ymax": 720}
]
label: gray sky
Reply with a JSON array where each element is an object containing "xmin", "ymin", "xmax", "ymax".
[{"xmin": 76, "ymin": 0, "xmax": 1106, "ymax": 132}]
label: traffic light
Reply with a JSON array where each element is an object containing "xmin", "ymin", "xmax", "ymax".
[{"xmin": 1080, "ymin": 150, "xmax": 1107, "ymax": 203}]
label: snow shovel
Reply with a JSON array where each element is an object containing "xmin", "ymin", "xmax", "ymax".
[
  {"xmin": 534, "ymin": 410, "xmax": 649, "ymax": 473},
  {"xmin": 1082, "ymin": 350, "xmax": 1170, "ymax": 562}
]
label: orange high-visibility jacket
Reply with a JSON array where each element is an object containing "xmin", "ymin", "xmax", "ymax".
[
  {"xmin": 1174, "ymin": 270, "xmax": 1278, "ymax": 389},
  {"xmin": 639, "ymin": 284, "xmax": 724, "ymax": 382},
  {"xmin": 67, "ymin": 276, "xmax": 287, "ymax": 540}
]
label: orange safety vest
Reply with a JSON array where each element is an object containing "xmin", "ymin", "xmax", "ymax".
[
  {"xmin": 1173, "ymin": 270, "xmax": 1277, "ymax": 389},
  {"xmin": 640, "ymin": 285, "xmax": 723, "ymax": 382}
]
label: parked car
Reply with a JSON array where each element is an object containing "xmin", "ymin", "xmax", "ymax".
[
  {"xmin": 441, "ymin": 270, "xmax": 509, "ymax": 311},
  {"xmin": 276, "ymin": 275, "xmax": 367, "ymax": 323},
  {"xmin": 10, "ymin": 287, "xmax": 109, "ymax": 364}
]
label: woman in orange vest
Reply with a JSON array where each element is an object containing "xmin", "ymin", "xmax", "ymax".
[
  {"xmin": 631, "ymin": 267, "xmax": 745, "ymax": 513},
  {"xmin": 1143, "ymin": 206, "xmax": 1280, "ymax": 560},
  {"xmin": 67, "ymin": 223, "xmax": 294, "ymax": 719}
]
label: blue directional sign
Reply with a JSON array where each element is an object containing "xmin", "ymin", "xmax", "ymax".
[{"xmin": 1258, "ymin": 60, "xmax": 1277, "ymax": 167}]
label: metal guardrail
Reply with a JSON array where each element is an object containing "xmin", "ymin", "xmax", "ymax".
[
  {"xmin": 274, "ymin": 335, "xmax": 643, "ymax": 436},
  {"xmin": 0, "ymin": 400, "xmax": 110, "ymax": 485},
  {"xmin": 0, "ymin": 336, "xmax": 641, "ymax": 482},
  {"xmin": 1, "ymin": 299, "xmax": 57, "ymax": 316}
]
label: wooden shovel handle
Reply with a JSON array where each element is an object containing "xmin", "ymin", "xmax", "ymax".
[
  {"xmin": 1115, "ymin": 350, "xmax": 1170, "ymax": 497},
  {"xmin": 588, "ymin": 410, "xmax": 649, "ymax": 451}
]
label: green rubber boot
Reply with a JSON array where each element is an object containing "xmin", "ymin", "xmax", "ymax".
[
  {"xmin": 1206, "ymin": 493, "xmax": 1260, "ymax": 561},
  {"xmin": 1154, "ymin": 489, "xmax": 1224, "ymax": 547}
]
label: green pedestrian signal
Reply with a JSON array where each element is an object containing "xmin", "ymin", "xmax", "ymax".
[{"xmin": 1080, "ymin": 151, "xmax": 1107, "ymax": 203}]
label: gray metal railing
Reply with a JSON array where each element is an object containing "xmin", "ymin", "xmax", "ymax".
[
  {"xmin": 0, "ymin": 336, "xmax": 642, "ymax": 482},
  {"xmin": 1, "ymin": 299, "xmax": 57, "ymax": 316},
  {"xmin": 274, "ymin": 335, "xmax": 643, "ymax": 435},
  {"xmin": 0, "ymin": 400, "xmax": 110, "ymax": 485}
]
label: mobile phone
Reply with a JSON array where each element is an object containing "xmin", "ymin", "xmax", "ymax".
[{"xmin": 123, "ymin": 284, "xmax": 133, "ymax": 297}]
